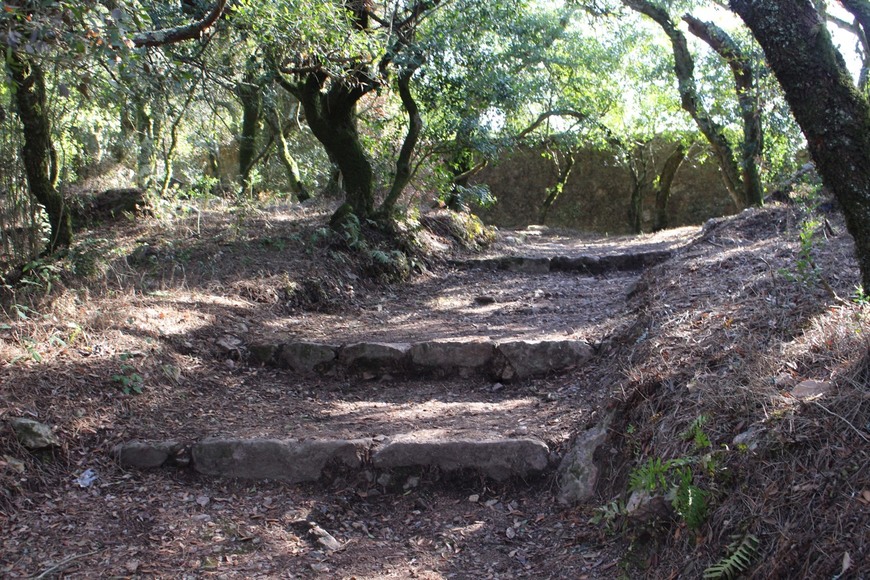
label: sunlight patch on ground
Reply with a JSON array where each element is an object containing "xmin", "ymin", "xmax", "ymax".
[{"xmin": 322, "ymin": 399, "xmax": 538, "ymax": 427}]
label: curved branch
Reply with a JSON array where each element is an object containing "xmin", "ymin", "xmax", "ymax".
[
  {"xmin": 132, "ymin": 0, "xmax": 227, "ymax": 48},
  {"xmin": 683, "ymin": 14, "xmax": 763, "ymax": 206}
]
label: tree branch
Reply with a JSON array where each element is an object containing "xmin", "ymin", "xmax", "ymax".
[{"xmin": 132, "ymin": 0, "xmax": 227, "ymax": 48}]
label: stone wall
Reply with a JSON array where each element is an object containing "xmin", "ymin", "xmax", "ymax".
[{"xmin": 473, "ymin": 145, "xmax": 737, "ymax": 233}]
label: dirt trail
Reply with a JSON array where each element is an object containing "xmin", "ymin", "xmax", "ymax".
[{"xmin": 0, "ymin": 215, "xmax": 704, "ymax": 578}]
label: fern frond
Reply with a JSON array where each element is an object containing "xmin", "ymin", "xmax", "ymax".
[{"xmin": 703, "ymin": 534, "xmax": 760, "ymax": 579}]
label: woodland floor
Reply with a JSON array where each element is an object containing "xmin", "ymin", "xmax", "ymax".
[{"xmin": 0, "ymin": 197, "xmax": 868, "ymax": 579}]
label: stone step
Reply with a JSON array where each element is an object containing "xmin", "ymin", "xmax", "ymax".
[
  {"xmin": 248, "ymin": 338, "xmax": 595, "ymax": 381},
  {"xmin": 114, "ymin": 432, "xmax": 551, "ymax": 484},
  {"xmin": 452, "ymin": 249, "xmax": 672, "ymax": 274}
]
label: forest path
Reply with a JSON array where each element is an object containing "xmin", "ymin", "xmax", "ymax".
[
  {"xmin": 2, "ymin": 217, "xmax": 703, "ymax": 579},
  {"xmin": 115, "ymin": 224, "xmax": 701, "ymax": 465}
]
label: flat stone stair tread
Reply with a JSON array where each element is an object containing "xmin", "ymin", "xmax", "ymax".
[
  {"xmin": 115, "ymin": 430, "xmax": 551, "ymax": 483},
  {"xmin": 250, "ymin": 337, "xmax": 595, "ymax": 380}
]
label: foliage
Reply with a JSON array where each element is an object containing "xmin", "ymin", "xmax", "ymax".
[
  {"xmin": 112, "ymin": 352, "xmax": 144, "ymax": 394},
  {"xmin": 702, "ymin": 534, "xmax": 760, "ymax": 579},
  {"xmin": 628, "ymin": 416, "xmax": 714, "ymax": 530}
]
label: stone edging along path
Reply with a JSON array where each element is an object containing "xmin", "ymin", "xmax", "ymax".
[
  {"xmin": 247, "ymin": 338, "xmax": 594, "ymax": 381},
  {"xmin": 114, "ymin": 433, "xmax": 551, "ymax": 483}
]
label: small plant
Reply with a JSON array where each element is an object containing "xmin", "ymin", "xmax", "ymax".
[
  {"xmin": 703, "ymin": 534, "xmax": 760, "ymax": 579},
  {"xmin": 629, "ymin": 457, "xmax": 671, "ymax": 493},
  {"xmin": 112, "ymin": 352, "xmax": 144, "ymax": 394},
  {"xmin": 681, "ymin": 415, "xmax": 712, "ymax": 450},
  {"xmin": 589, "ymin": 499, "xmax": 625, "ymax": 532},
  {"xmin": 852, "ymin": 285, "xmax": 870, "ymax": 306},
  {"xmin": 672, "ymin": 467, "xmax": 707, "ymax": 530}
]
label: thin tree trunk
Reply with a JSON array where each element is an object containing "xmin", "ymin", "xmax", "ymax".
[
  {"xmin": 624, "ymin": 0, "xmax": 746, "ymax": 209},
  {"xmin": 160, "ymin": 81, "xmax": 199, "ymax": 196},
  {"xmin": 380, "ymin": 66, "xmax": 423, "ymax": 216},
  {"xmin": 539, "ymin": 149, "xmax": 577, "ymax": 225},
  {"xmin": 653, "ymin": 143, "xmax": 687, "ymax": 232},
  {"xmin": 683, "ymin": 15, "xmax": 763, "ymax": 206},
  {"xmin": 8, "ymin": 53, "xmax": 72, "ymax": 252},
  {"xmin": 265, "ymin": 103, "xmax": 309, "ymax": 201},
  {"xmin": 730, "ymin": 0, "xmax": 870, "ymax": 289}
]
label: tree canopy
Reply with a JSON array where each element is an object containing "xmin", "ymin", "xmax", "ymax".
[{"xmin": 1, "ymin": 0, "xmax": 869, "ymax": 284}]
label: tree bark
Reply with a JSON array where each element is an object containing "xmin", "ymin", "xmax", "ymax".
[
  {"xmin": 277, "ymin": 72, "xmax": 375, "ymax": 219},
  {"xmin": 8, "ymin": 53, "xmax": 72, "ymax": 252},
  {"xmin": 730, "ymin": 0, "xmax": 870, "ymax": 289},
  {"xmin": 238, "ymin": 59, "xmax": 262, "ymax": 195},
  {"xmin": 624, "ymin": 0, "xmax": 747, "ymax": 209}
]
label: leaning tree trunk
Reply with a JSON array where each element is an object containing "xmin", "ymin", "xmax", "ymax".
[
  {"xmin": 683, "ymin": 15, "xmax": 764, "ymax": 207},
  {"xmin": 8, "ymin": 53, "xmax": 72, "ymax": 252},
  {"xmin": 380, "ymin": 66, "xmax": 423, "ymax": 216},
  {"xmin": 624, "ymin": 0, "xmax": 748, "ymax": 209},
  {"xmin": 730, "ymin": 0, "xmax": 870, "ymax": 290}
]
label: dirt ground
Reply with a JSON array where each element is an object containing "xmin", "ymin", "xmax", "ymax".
[{"xmin": 1, "ymin": 198, "xmax": 868, "ymax": 578}]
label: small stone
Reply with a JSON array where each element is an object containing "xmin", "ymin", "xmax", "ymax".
[
  {"xmin": 792, "ymin": 379, "xmax": 833, "ymax": 399},
  {"xmin": 474, "ymin": 296, "xmax": 497, "ymax": 305},
  {"xmin": 468, "ymin": 494, "xmax": 480, "ymax": 503},
  {"xmin": 376, "ymin": 473, "xmax": 392, "ymax": 487},
  {"xmin": 196, "ymin": 495, "xmax": 210, "ymax": 507},
  {"xmin": 9, "ymin": 418, "xmax": 60, "ymax": 450},
  {"xmin": 404, "ymin": 475, "xmax": 420, "ymax": 489}
]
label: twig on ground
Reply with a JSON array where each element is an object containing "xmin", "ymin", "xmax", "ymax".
[
  {"xmin": 29, "ymin": 550, "xmax": 100, "ymax": 580},
  {"xmin": 812, "ymin": 401, "xmax": 869, "ymax": 443}
]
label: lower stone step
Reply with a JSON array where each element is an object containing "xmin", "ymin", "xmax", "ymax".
[
  {"xmin": 249, "ymin": 338, "xmax": 594, "ymax": 380},
  {"xmin": 114, "ymin": 433, "xmax": 551, "ymax": 483}
]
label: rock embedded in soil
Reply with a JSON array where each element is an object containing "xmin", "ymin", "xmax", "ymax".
[
  {"xmin": 275, "ymin": 342, "xmax": 337, "ymax": 374},
  {"xmin": 9, "ymin": 418, "xmax": 59, "ymax": 450},
  {"xmin": 371, "ymin": 433, "xmax": 549, "ymax": 480},
  {"xmin": 409, "ymin": 340, "xmax": 496, "ymax": 377},
  {"xmin": 557, "ymin": 416, "xmax": 611, "ymax": 505},
  {"xmin": 191, "ymin": 438, "xmax": 367, "ymax": 482},
  {"xmin": 496, "ymin": 339, "xmax": 594, "ymax": 380},
  {"xmin": 113, "ymin": 440, "xmax": 182, "ymax": 468},
  {"xmin": 338, "ymin": 342, "xmax": 411, "ymax": 374}
]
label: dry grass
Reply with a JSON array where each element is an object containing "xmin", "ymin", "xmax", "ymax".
[{"xmin": 596, "ymin": 204, "xmax": 869, "ymax": 578}]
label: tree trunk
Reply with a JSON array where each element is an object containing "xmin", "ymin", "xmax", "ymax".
[
  {"xmin": 380, "ymin": 66, "xmax": 423, "ymax": 216},
  {"xmin": 730, "ymin": 0, "xmax": 870, "ymax": 289},
  {"xmin": 8, "ymin": 53, "xmax": 72, "ymax": 252},
  {"xmin": 238, "ymin": 58, "xmax": 262, "ymax": 195},
  {"xmin": 291, "ymin": 75, "xmax": 374, "ymax": 219},
  {"xmin": 683, "ymin": 15, "xmax": 764, "ymax": 206},
  {"xmin": 624, "ymin": 0, "xmax": 747, "ymax": 209},
  {"xmin": 653, "ymin": 144, "xmax": 687, "ymax": 232},
  {"xmin": 539, "ymin": 149, "xmax": 577, "ymax": 225}
]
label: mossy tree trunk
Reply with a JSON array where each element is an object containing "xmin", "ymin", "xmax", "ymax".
[
  {"xmin": 380, "ymin": 63, "xmax": 423, "ymax": 216},
  {"xmin": 731, "ymin": 0, "xmax": 870, "ymax": 290},
  {"xmin": 652, "ymin": 143, "xmax": 687, "ymax": 232},
  {"xmin": 238, "ymin": 57, "xmax": 263, "ymax": 195},
  {"xmin": 277, "ymin": 71, "xmax": 375, "ymax": 220},
  {"xmin": 8, "ymin": 53, "xmax": 72, "ymax": 252}
]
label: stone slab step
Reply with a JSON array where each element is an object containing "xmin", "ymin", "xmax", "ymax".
[
  {"xmin": 452, "ymin": 249, "xmax": 672, "ymax": 274},
  {"xmin": 248, "ymin": 338, "xmax": 594, "ymax": 380},
  {"xmin": 114, "ymin": 432, "xmax": 550, "ymax": 483}
]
